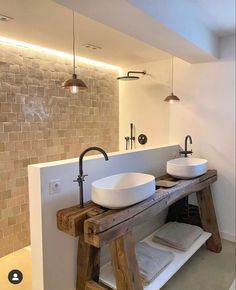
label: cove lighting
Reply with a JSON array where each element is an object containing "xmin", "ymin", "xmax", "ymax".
[{"xmin": 0, "ymin": 36, "xmax": 121, "ymax": 71}]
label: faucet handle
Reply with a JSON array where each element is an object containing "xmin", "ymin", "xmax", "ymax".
[
  {"xmin": 179, "ymin": 149, "xmax": 193, "ymax": 156},
  {"xmin": 73, "ymin": 174, "xmax": 88, "ymax": 183},
  {"xmin": 81, "ymin": 174, "xmax": 88, "ymax": 181}
]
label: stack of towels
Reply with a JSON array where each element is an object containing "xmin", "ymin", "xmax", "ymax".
[
  {"xmin": 110, "ymin": 222, "xmax": 203, "ymax": 285},
  {"xmin": 152, "ymin": 222, "xmax": 203, "ymax": 251},
  {"xmin": 135, "ymin": 242, "xmax": 174, "ymax": 285},
  {"xmin": 134, "ymin": 222, "xmax": 203, "ymax": 285}
]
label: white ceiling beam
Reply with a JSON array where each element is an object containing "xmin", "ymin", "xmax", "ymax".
[{"xmin": 54, "ymin": 0, "xmax": 219, "ymax": 63}]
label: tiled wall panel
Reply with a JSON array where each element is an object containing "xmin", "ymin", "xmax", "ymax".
[{"xmin": 0, "ymin": 42, "xmax": 119, "ymax": 257}]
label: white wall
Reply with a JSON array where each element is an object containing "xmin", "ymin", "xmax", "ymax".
[
  {"xmin": 169, "ymin": 34, "xmax": 236, "ymax": 241},
  {"xmin": 29, "ymin": 145, "xmax": 179, "ymax": 290},
  {"xmin": 119, "ymin": 59, "xmax": 170, "ymax": 151}
]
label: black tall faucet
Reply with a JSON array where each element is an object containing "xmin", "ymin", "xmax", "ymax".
[
  {"xmin": 74, "ymin": 147, "xmax": 109, "ymax": 208},
  {"xmin": 179, "ymin": 135, "xmax": 193, "ymax": 157}
]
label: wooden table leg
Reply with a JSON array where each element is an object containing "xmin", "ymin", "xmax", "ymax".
[
  {"xmin": 197, "ymin": 186, "xmax": 222, "ymax": 253},
  {"xmin": 77, "ymin": 235, "xmax": 101, "ymax": 290},
  {"xmin": 109, "ymin": 231, "xmax": 143, "ymax": 290}
]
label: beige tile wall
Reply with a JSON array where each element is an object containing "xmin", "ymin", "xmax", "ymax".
[{"xmin": 0, "ymin": 41, "xmax": 119, "ymax": 257}]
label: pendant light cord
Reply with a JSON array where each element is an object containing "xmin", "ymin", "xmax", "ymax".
[
  {"xmin": 72, "ymin": 10, "xmax": 76, "ymax": 75},
  {"xmin": 171, "ymin": 56, "xmax": 174, "ymax": 94}
]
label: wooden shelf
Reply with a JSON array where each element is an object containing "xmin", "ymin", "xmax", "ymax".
[{"xmin": 100, "ymin": 230, "xmax": 211, "ymax": 290}]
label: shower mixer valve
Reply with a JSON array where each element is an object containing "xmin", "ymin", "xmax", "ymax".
[{"xmin": 124, "ymin": 123, "xmax": 135, "ymax": 150}]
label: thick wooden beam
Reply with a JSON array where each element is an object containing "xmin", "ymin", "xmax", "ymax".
[
  {"xmin": 57, "ymin": 170, "xmax": 218, "ymax": 247},
  {"xmin": 109, "ymin": 232, "xmax": 143, "ymax": 290},
  {"xmin": 166, "ymin": 174, "xmax": 217, "ymax": 206},
  {"xmin": 85, "ymin": 170, "xmax": 216, "ymax": 233},
  {"xmin": 85, "ymin": 170, "xmax": 216, "ymax": 235},
  {"xmin": 197, "ymin": 186, "xmax": 222, "ymax": 253},
  {"xmin": 57, "ymin": 201, "xmax": 105, "ymax": 236},
  {"xmin": 84, "ymin": 171, "xmax": 217, "ymax": 247},
  {"xmin": 85, "ymin": 198, "xmax": 167, "ymax": 248},
  {"xmin": 77, "ymin": 236, "xmax": 101, "ymax": 290}
]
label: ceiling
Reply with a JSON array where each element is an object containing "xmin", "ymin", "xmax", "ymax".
[
  {"xmin": 53, "ymin": 0, "xmax": 236, "ymax": 63},
  {"xmin": 190, "ymin": 0, "xmax": 235, "ymax": 36},
  {"xmin": 128, "ymin": 0, "xmax": 235, "ymax": 37},
  {"xmin": 0, "ymin": 0, "xmax": 235, "ymax": 67},
  {"xmin": 0, "ymin": 0, "xmax": 170, "ymax": 67}
]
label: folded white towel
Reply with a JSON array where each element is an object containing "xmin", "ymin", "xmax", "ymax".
[
  {"xmin": 152, "ymin": 222, "xmax": 203, "ymax": 251},
  {"xmin": 135, "ymin": 242, "xmax": 174, "ymax": 285}
]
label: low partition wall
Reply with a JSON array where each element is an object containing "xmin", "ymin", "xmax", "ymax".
[{"xmin": 28, "ymin": 145, "xmax": 179, "ymax": 290}]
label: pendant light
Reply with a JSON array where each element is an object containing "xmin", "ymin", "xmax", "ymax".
[
  {"xmin": 62, "ymin": 10, "xmax": 87, "ymax": 93},
  {"xmin": 164, "ymin": 56, "xmax": 180, "ymax": 103}
]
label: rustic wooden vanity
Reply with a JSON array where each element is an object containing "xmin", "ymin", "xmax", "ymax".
[{"xmin": 57, "ymin": 169, "xmax": 221, "ymax": 290}]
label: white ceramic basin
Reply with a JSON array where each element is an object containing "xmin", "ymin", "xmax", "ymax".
[
  {"xmin": 167, "ymin": 157, "xmax": 208, "ymax": 179},
  {"xmin": 91, "ymin": 172, "xmax": 156, "ymax": 209}
]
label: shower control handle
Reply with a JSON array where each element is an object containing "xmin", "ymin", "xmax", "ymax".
[
  {"xmin": 130, "ymin": 123, "xmax": 135, "ymax": 150},
  {"xmin": 138, "ymin": 134, "xmax": 147, "ymax": 145},
  {"xmin": 125, "ymin": 136, "xmax": 130, "ymax": 150}
]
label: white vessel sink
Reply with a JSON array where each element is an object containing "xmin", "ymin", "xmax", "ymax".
[
  {"xmin": 91, "ymin": 172, "xmax": 156, "ymax": 209},
  {"xmin": 167, "ymin": 157, "xmax": 208, "ymax": 179}
]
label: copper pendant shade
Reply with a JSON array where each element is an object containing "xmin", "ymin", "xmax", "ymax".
[
  {"xmin": 164, "ymin": 56, "xmax": 180, "ymax": 102},
  {"xmin": 164, "ymin": 92, "xmax": 180, "ymax": 102},
  {"xmin": 62, "ymin": 74, "xmax": 87, "ymax": 93},
  {"xmin": 62, "ymin": 10, "xmax": 87, "ymax": 94}
]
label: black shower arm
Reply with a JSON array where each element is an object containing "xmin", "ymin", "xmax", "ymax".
[{"xmin": 127, "ymin": 71, "xmax": 146, "ymax": 77}]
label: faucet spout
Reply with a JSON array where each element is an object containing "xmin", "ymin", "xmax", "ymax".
[
  {"xmin": 79, "ymin": 146, "xmax": 109, "ymax": 176},
  {"xmin": 75, "ymin": 147, "xmax": 109, "ymax": 208},
  {"xmin": 180, "ymin": 135, "xmax": 193, "ymax": 157},
  {"xmin": 185, "ymin": 135, "xmax": 192, "ymax": 151}
]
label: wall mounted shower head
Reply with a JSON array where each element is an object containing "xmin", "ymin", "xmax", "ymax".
[{"xmin": 117, "ymin": 70, "xmax": 146, "ymax": 81}]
